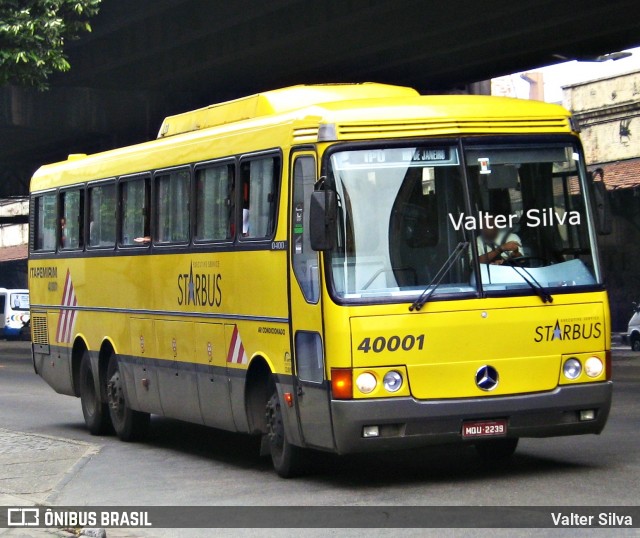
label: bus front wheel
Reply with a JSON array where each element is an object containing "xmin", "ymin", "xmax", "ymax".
[
  {"xmin": 79, "ymin": 350, "xmax": 111, "ymax": 435},
  {"xmin": 106, "ymin": 355, "xmax": 149, "ymax": 442},
  {"xmin": 475, "ymin": 437, "xmax": 519, "ymax": 461},
  {"xmin": 265, "ymin": 384, "xmax": 304, "ymax": 478}
]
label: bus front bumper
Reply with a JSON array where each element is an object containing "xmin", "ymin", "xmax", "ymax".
[
  {"xmin": 4, "ymin": 326, "xmax": 22, "ymax": 337},
  {"xmin": 329, "ymin": 382, "xmax": 612, "ymax": 454}
]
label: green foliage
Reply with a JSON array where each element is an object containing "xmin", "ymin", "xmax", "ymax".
[{"xmin": 0, "ymin": 0, "xmax": 101, "ymax": 89}]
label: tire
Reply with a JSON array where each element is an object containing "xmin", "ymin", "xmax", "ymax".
[
  {"xmin": 265, "ymin": 382, "xmax": 305, "ymax": 478},
  {"xmin": 106, "ymin": 354, "xmax": 149, "ymax": 442},
  {"xmin": 631, "ymin": 337, "xmax": 640, "ymax": 352},
  {"xmin": 79, "ymin": 350, "xmax": 112, "ymax": 435},
  {"xmin": 475, "ymin": 437, "xmax": 519, "ymax": 461}
]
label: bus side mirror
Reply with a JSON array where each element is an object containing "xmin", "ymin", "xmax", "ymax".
[
  {"xmin": 310, "ymin": 190, "xmax": 337, "ymax": 251},
  {"xmin": 588, "ymin": 172, "xmax": 611, "ymax": 235}
]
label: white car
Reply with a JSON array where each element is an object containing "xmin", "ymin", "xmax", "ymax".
[{"xmin": 628, "ymin": 305, "xmax": 640, "ymax": 351}]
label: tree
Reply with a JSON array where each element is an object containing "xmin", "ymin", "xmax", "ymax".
[{"xmin": 0, "ymin": 0, "xmax": 101, "ymax": 90}]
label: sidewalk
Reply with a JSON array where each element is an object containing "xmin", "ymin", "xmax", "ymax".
[
  {"xmin": 0, "ymin": 428, "xmax": 100, "ymax": 507},
  {"xmin": 0, "ymin": 429, "xmax": 143, "ymax": 537}
]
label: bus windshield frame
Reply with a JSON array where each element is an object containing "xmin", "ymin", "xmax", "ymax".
[{"xmin": 323, "ymin": 135, "xmax": 603, "ymax": 305}]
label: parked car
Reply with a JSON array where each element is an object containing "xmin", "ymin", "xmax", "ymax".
[{"xmin": 628, "ymin": 302, "xmax": 640, "ymax": 351}]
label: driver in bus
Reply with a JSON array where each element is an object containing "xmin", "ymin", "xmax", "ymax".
[{"xmin": 476, "ymin": 215, "xmax": 523, "ymax": 264}]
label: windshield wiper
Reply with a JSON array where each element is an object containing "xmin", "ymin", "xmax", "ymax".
[
  {"xmin": 504, "ymin": 263, "xmax": 553, "ymax": 303},
  {"xmin": 409, "ymin": 242, "xmax": 469, "ymax": 312}
]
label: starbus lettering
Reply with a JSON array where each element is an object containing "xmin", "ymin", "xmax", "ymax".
[
  {"xmin": 534, "ymin": 319, "xmax": 602, "ymax": 342},
  {"xmin": 177, "ymin": 262, "xmax": 222, "ymax": 307}
]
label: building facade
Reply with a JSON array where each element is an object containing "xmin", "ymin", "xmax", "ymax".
[{"xmin": 0, "ymin": 198, "xmax": 28, "ymax": 289}]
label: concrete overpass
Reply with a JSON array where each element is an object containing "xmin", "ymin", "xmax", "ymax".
[{"xmin": 2, "ymin": 0, "xmax": 640, "ymax": 195}]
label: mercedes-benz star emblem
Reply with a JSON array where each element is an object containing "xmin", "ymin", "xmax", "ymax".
[{"xmin": 475, "ymin": 365, "xmax": 499, "ymax": 391}]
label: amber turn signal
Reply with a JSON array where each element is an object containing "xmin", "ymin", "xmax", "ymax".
[{"xmin": 331, "ymin": 368, "xmax": 353, "ymax": 399}]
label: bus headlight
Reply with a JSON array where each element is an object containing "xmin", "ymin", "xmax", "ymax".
[
  {"xmin": 383, "ymin": 370, "xmax": 403, "ymax": 392},
  {"xmin": 584, "ymin": 356, "xmax": 603, "ymax": 378},
  {"xmin": 355, "ymin": 372, "xmax": 377, "ymax": 394},
  {"xmin": 563, "ymin": 358, "xmax": 582, "ymax": 380}
]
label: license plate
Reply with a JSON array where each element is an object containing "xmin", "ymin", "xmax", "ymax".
[{"xmin": 461, "ymin": 419, "xmax": 507, "ymax": 439}]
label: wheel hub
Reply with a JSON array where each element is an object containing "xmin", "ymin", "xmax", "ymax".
[
  {"xmin": 265, "ymin": 395, "xmax": 284, "ymax": 449},
  {"xmin": 107, "ymin": 371, "xmax": 125, "ymax": 416}
]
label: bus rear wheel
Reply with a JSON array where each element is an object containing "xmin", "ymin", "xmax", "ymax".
[
  {"xmin": 475, "ymin": 437, "xmax": 519, "ymax": 461},
  {"xmin": 106, "ymin": 355, "xmax": 149, "ymax": 442},
  {"xmin": 265, "ymin": 384, "xmax": 304, "ymax": 478},
  {"xmin": 79, "ymin": 350, "xmax": 112, "ymax": 435}
]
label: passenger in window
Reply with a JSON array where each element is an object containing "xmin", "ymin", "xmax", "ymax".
[
  {"xmin": 477, "ymin": 215, "xmax": 522, "ymax": 264},
  {"xmin": 60, "ymin": 218, "xmax": 66, "ymax": 248},
  {"xmin": 133, "ymin": 202, "xmax": 151, "ymax": 243}
]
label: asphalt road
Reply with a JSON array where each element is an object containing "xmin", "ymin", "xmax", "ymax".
[{"xmin": 0, "ymin": 341, "xmax": 638, "ymax": 537}]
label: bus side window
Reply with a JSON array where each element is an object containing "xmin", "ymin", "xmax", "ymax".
[
  {"xmin": 120, "ymin": 176, "xmax": 150, "ymax": 246},
  {"xmin": 292, "ymin": 156, "xmax": 319, "ymax": 302},
  {"xmin": 155, "ymin": 169, "xmax": 190, "ymax": 244},
  {"xmin": 239, "ymin": 156, "xmax": 280, "ymax": 239},
  {"xmin": 195, "ymin": 163, "xmax": 234, "ymax": 241},
  {"xmin": 88, "ymin": 182, "xmax": 116, "ymax": 248},
  {"xmin": 33, "ymin": 193, "xmax": 57, "ymax": 251},
  {"xmin": 60, "ymin": 189, "xmax": 84, "ymax": 250}
]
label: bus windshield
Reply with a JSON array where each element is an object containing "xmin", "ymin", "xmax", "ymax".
[{"xmin": 327, "ymin": 140, "xmax": 600, "ymax": 302}]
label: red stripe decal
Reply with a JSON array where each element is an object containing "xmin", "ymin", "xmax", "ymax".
[{"xmin": 227, "ymin": 326, "xmax": 238, "ymax": 363}]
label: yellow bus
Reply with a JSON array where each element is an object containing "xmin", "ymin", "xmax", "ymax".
[{"xmin": 29, "ymin": 83, "xmax": 612, "ymax": 477}]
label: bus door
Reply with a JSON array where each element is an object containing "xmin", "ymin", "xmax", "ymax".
[{"xmin": 288, "ymin": 152, "xmax": 335, "ymax": 450}]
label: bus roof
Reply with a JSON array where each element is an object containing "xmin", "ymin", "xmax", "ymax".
[
  {"xmin": 31, "ymin": 83, "xmax": 573, "ymax": 192},
  {"xmin": 157, "ymin": 83, "xmax": 419, "ymax": 138}
]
